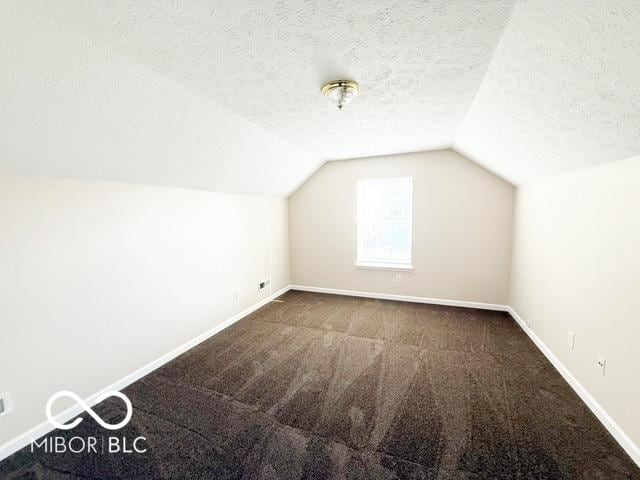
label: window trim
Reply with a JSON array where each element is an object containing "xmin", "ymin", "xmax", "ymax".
[
  {"xmin": 355, "ymin": 176, "xmax": 413, "ymax": 270},
  {"xmin": 355, "ymin": 261, "xmax": 414, "ymax": 271}
]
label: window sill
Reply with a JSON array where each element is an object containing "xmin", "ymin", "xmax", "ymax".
[{"xmin": 355, "ymin": 262, "xmax": 414, "ymax": 271}]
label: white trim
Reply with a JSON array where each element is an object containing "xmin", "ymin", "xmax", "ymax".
[
  {"xmin": 356, "ymin": 176, "xmax": 413, "ymax": 269},
  {"xmin": 0, "ymin": 285, "xmax": 291, "ymax": 463},
  {"xmin": 507, "ymin": 307, "xmax": 640, "ymax": 468},
  {"xmin": 290, "ymin": 285, "xmax": 509, "ymax": 311},
  {"xmin": 2, "ymin": 286, "xmax": 637, "ymax": 470},
  {"xmin": 355, "ymin": 262, "xmax": 414, "ymax": 271},
  {"xmin": 291, "ymin": 286, "xmax": 640, "ymax": 467}
]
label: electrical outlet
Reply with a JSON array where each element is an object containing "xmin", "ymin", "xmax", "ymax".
[
  {"xmin": 234, "ymin": 289, "xmax": 241, "ymax": 302},
  {"xmin": 567, "ymin": 331, "xmax": 575, "ymax": 349},
  {"xmin": 596, "ymin": 355, "xmax": 606, "ymax": 376},
  {"xmin": 0, "ymin": 391, "xmax": 13, "ymax": 418},
  {"xmin": 394, "ymin": 274, "xmax": 402, "ymax": 283}
]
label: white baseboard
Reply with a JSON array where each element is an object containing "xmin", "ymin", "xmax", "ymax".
[
  {"xmin": 2, "ymin": 286, "xmax": 638, "ymax": 470},
  {"xmin": 507, "ymin": 307, "xmax": 640, "ymax": 467},
  {"xmin": 0, "ymin": 285, "xmax": 291, "ymax": 463},
  {"xmin": 292, "ymin": 286, "xmax": 639, "ymax": 467},
  {"xmin": 290, "ymin": 285, "xmax": 509, "ymax": 311}
]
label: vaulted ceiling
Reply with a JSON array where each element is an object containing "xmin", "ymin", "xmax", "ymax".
[
  {"xmin": 455, "ymin": 0, "xmax": 640, "ymax": 184},
  {"xmin": 1, "ymin": 1, "xmax": 638, "ymax": 195}
]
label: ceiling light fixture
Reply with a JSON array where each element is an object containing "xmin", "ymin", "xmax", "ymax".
[{"xmin": 321, "ymin": 80, "xmax": 359, "ymax": 110}]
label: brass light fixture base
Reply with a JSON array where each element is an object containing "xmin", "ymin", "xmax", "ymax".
[{"xmin": 321, "ymin": 80, "xmax": 360, "ymax": 110}]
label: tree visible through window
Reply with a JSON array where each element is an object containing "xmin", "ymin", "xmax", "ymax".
[{"xmin": 357, "ymin": 177, "xmax": 412, "ymax": 267}]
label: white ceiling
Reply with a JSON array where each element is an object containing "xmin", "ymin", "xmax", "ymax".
[
  {"xmin": 1, "ymin": 1, "xmax": 639, "ymax": 194},
  {"xmin": 0, "ymin": 1, "xmax": 320, "ymax": 196},
  {"xmin": 455, "ymin": 0, "xmax": 640, "ymax": 184}
]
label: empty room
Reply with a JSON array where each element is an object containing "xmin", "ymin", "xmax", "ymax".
[{"xmin": 0, "ymin": 1, "xmax": 639, "ymax": 478}]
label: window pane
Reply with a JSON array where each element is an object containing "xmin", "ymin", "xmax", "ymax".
[{"xmin": 357, "ymin": 177, "xmax": 412, "ymax": 265}]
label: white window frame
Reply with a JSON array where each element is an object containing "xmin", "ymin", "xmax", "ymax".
[{"xmin": 355, "ymin": 177, "xmax": 413, "ymax": 271}]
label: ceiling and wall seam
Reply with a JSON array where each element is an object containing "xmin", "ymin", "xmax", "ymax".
[
  {"xmin": 451, "ymin": 0, "xmax": 520, "ymax": 151},
  {"xmin": 454, "ymin": 0, "xmax": 640, "ymax": 186},
  {"xmin": 15, "ymin": 0, "xmax": 516, "ymax": 189},
  {"xmin": 2, "ymin": 1, "xmax": 638, "ymax": 194},
  {"xmin": 0, "ymin": 1, "xmax": 321, "ymax": 197}
]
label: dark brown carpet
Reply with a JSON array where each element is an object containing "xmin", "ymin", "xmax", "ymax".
[{"xmin": 1, "ymin": 290, "xmax": 638, "ymax": 479}]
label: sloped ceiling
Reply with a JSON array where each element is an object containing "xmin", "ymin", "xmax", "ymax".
[
  {"xmin": 455, "ymin": 0, "xmax": 640, "ymax": 184},
  {"xmin": 0, "ymin": 1, "xmax": 320, "ymax": 196},
  {"xmin": 1, "ymin": 1, "xmax": 638, "ymax": 195}
]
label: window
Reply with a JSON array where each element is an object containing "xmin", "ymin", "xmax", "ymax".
[{"xmin": 356, "ymin": 177, "xmax": 412, "ymax": 269}]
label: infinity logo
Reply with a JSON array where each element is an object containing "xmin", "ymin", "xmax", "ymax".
[{"xmin": 46, "ymin": 391, "xmax": 133, "ymax": 431}]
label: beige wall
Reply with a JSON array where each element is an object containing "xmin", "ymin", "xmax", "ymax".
[
  {"xmin": 289, "ymin": 150, "xmax": 514, "ymax": 304},
  {"xmin": 510, "ymin": 155, "xmax": 640, "ymax": 449},
  {"xmin": 0, "ymin": 174, "xmax": 289, "ymax": 446}
]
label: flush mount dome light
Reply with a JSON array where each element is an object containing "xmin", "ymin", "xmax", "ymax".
[{"xmin": 321, "ymin": 80, "xmax": 359, "ymax": 110}]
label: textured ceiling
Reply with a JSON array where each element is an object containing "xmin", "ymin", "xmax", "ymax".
[
  {"xmin": 41, "ymin": 0, "xmax": 516, "ymax": 161},
  {"xmin": 0, "ymin": 1, "xmax": 320, "ymax": 196},
  {"xmin": 455, "ymin": 0, "xmax": 640, "ymax": 184},
  {"xmin": 1, "ymin": 1, "xmax": 639, "ymax": 194}
]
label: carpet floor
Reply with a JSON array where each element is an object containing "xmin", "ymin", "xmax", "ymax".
[{"xmin": 1, "ymin": 290, "xmax": 638, "ymax": 479}]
